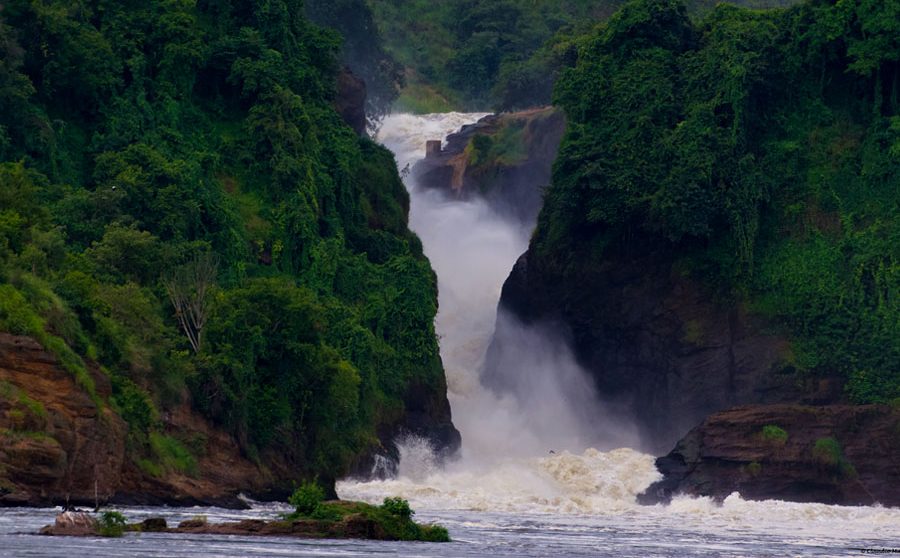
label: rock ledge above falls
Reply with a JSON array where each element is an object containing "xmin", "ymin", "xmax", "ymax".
[{"xmin": 412, "ymin": 107, "xmax": 565, "ymax": 224}]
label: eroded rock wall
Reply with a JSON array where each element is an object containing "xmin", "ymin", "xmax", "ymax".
[
  {"xmin": 0, "ymin": 333, "xmax": 284, "ymax": 507},
  {"xmin": 639, "ymin": 404, "xmax": 900, "ymax": 507}
]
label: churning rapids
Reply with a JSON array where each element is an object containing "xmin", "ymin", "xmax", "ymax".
[{"xmin": 2, "ymin": 113, "xmax": 898, "ymax": 557}]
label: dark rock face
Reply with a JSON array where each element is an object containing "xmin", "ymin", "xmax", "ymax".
[
  {"xmin": 639, "ymin": 404, "xmax": 900, "ymax": 507},
  {"xmin": 487, "ymin": 244, "xmax": 842, "ymax": 453},
  {"xmin": 399, "ymin": 378, "xmax": 461, "ymax": 458},
  {"xmin": 347, "ymin": 378, "xmax": 460, "ymax": 481},
  {"xmin": 335, "ymin": 67, "xmax": 367, "ymax": 135},
  {"xmin": 413, "ymin": 108, "xmax": 565, "ymax": 225}
]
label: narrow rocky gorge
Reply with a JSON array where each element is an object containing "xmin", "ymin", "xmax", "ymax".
[{"xmin": 424, "ymin": 106, "xmax": 900, "ymax": 507}]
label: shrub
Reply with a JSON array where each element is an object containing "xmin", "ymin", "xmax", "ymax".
[
  {"xmin": 289, "ymin": 482, "xmax": 325, "ymax": 516},
  {"xmin": 812, "ymin": 437, "xmax": 843, "ymax": 467},
  {"xmin": 381, "ymin": 497, "xmax": 413, "ymax": 520},
  {"xmin": 419, "ymin": 524, "xmax": 450, "ymax": 542},
  {"xmin": 98, "ymin": 510, "xmax": 127, "ymax": 537},
  {"xmin": 761, "ymin": 425, "xmax": 788, "ymax": 445}
]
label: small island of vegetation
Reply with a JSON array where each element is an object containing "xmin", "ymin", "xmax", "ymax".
[{"xmin": 40, "ymin": 484, "xmax": 449, "ymax": 543}]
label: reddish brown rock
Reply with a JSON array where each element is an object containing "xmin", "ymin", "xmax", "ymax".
[
  {"xmin": 639, "ymin": 404, "xmax": 900, "ymax": 507},
  {"xmin": 0, "ymin": 334, "xmax": 127, "ymax": 506},
  {"xmin": 0, "ymin": 333, "xmax": 293, "ymax": 508},
  {"xmin": 39, "ymin": 512, "xmax": 99, "ymax": 536}
]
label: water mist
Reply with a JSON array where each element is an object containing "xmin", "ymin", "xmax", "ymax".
[{"xmin": 338, "ymin": 113, "xmax": 652, "ymax": 511}]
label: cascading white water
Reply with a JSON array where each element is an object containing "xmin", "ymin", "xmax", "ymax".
[
  {"xmin": 2, "ymin": 113, "xmax": 897, "ymax": 558},
  {"xmin": 339, "ymin": 111, "xmax": 655, "ymax": 512},
  {"xmin": 337, "ymin": 113, "xmax": 900, "ymax": 543}
]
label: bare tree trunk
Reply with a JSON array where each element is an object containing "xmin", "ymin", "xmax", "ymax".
[{"xmin": 164, "ymin": 253, "xmax": 218, "ymax": 354}]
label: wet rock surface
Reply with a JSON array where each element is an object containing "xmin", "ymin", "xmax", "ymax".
[
  {"xmin": 487, "ymin": 242, "xmax": 841, "ymax": 453},
  {"xmin": 335, "ymin": 67, "xmax": 367, "ymax": 135},
  {"xmin": 639, "ymin": 404, "xmax": 900, "ymax": 507},
  {"xmin": 413, "ymin": 108, "xmax": 565, "ymax": 225}
]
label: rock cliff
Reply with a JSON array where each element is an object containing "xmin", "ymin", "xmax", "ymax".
[
  {"xmin": 412, "ymin": 108, "xmax": 565, "ymax": 225},
  {"xmin": 0, "ymin": 332, "xmax": 458, "ymax": 506},
  {"xmin": 0, "ymin": 333, "xmax": 286, "ymax": 507},
  {"xmin": 335, "ymin": 67, "xmax": 367, "ymax": 135},
  {"xmin": 486, "ymin": 237, "xmax": 843, "ymax": 453},
  {"xmin": 639, "ymin": 404, "xmax": 900, "ymax": 507}
]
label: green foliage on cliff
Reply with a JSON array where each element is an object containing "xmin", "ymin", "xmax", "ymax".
[
  {"xmin": 366, "ymin": 0, "xmax": 798, "ymax": 111},
  {"xmin": 0, "ymin": 0, "xmax": 446, "ymax": 482},
  {"xmin": 761, "ymin": 425, "xmax": 788, "ymax": 445},
  {"xmin": 537, "ymin": 0, "xmax": 900, "ymax": 402}
]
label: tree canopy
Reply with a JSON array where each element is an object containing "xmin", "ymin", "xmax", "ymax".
[
  {"xmin": 0, "ymin": 0, "xmax": 447, "ymax": 481},
  {"xmin": 535, "ymin": 0, "xmax": 900, "ymax": 402}
]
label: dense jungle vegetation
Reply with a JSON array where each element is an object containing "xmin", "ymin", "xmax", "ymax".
[
  {"xmin": 366, "ymin": 0, "xmax": 799, "ymax": 111},
  {"xmin": 0, "ymin": 0, "xmax": 447, "ymax": 482},
  {"xmin": 534, "ymin": 0, "xmax": 900, "ymax": 402}
]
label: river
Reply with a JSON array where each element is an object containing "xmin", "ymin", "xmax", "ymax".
[{"xmin": 2, "ymin": 113, "xmax": 898, "ymax": 557}]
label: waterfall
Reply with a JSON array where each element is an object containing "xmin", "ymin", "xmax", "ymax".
[
  {"xmin": 336, "ymin": 115, "xmax": 900, "ymax": 552},
  {"xmin": 339, "ymin": 112, "xmax": 649, "ymax": 510}
]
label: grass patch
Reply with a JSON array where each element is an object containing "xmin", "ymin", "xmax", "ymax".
[
  {"xmin": 0, "ymin": 283, "xmax": 102, "ymax": 408},
  {"xmin": 0, "ymin": 428, "xmax": 59, "ymax": 444},
  {"xmin": 0, "ymin": 380, "xmax": 48, "ymax": 428},
  {"xmin": 136, "ymin": 458, "xmax": 163, "ymax": 478},
  {"xmin": 149, "ymin": 432, "xmax": 199, "ymax": 477},
  {"xmin": 812, "ymin": 437, "xmax": 857, "ymax": 478},
  {"xmin": 394, "ymin": 71, "xmax": 456, "ymax": 114},
  {"xmin": 761, "ymin": 424, "xmax": 788, "ymax": 445}
]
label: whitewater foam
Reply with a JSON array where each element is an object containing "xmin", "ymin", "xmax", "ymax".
[{"xmin": 338, "ymin": 112, "xmax": 900, "ymax": 543}]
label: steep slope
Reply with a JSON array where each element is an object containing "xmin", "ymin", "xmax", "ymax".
[
  {"xmin": 413, "ymin": 107, "xmax": 565, "ymax": 224},
  {"xmin": 488, "ymin": 0, "xmax": 900, "ymax": 453},
  {"xmin": 0, "ymin": 0, "xmax": 457, "ymax": 504}
]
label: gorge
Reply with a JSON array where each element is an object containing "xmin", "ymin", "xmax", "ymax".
[{"xmin": 1, "ymin": 0, "xmax": 900, "ymax": 554}]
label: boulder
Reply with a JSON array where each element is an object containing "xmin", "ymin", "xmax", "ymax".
[{"xmin": 39, "ymin": 512, "xmax": 98, "ymax": 536}]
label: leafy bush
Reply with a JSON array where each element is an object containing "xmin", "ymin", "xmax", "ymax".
[
  {"xmin": 812, "ymin": 437, "xmax": 856, "ymax": 478},
  {"xmin": 98, "ymin": 511, "xmax": 127, "ymax": 537},
  {"xmin": 761, "ymin": 425, "xmax": 788, "ymax": 445},
  {"xmin": 381, "ymin": 497, "xmax": 413, "ymax": 520},
  {"xmin": 288, "ymin": 482, "xmax": 326, "ymax": 516},
  {"xmin": 419, "ymin": 524, "xmax": 451, "ymax": 543},
  {"xmin": 812, "ymin": 437, "xmax": 843, "ymax": 467}
]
